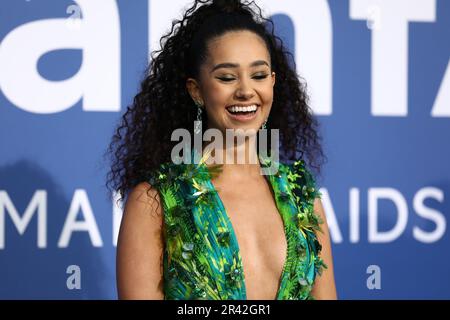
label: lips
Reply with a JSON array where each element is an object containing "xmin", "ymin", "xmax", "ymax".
[
  {"xmin": 226, "ymin": 104, "xmax": 259, "ymax": 113},
  {"xmin": 225, "ymin": 104, "xmax": 259, "ymax": 122}
]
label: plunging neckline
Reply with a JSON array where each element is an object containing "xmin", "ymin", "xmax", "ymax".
[{"xmin": 205, "ymin": 169, "xmax": 291, "ymax": 300}]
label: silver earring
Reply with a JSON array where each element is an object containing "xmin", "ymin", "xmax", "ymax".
[{"xmin": 194, "ymin": 101, "xmax": 203, "ymax": 134}]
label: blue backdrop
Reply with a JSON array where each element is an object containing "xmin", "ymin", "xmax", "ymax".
[{"xmin": 1, "ymin": 0, "xmax": 449, "ymax": 299}]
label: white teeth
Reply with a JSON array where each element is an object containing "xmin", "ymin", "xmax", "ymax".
[{"xmin": 227, "ymin": 104, "xmax": 257, "ymax": 113}]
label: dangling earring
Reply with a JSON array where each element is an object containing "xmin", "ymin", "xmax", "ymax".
[
  {"xmin": 194, "ymin": 101, "xmax": 203, "ymax": 134},
  {"xmin": 261, "ymin": 118, "xmax": 268, "ymax": 130}
]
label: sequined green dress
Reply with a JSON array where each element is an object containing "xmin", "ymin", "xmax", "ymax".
[{"xmin": 147, "ymin": 153, "xmax": 326, "ymax": 300}]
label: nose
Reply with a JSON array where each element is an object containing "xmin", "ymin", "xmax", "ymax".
[{"xmin": 235, "ymin": 78, "xmax": 255, "ymax": 100}]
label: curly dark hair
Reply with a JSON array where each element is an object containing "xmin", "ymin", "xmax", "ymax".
[{"xmin": 106, "ymin": 0, "xmax": 325, "ymax": 202}]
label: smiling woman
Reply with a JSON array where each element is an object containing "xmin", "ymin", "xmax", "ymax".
[
  {"xmin": 186, "ymin": 30, "xmax": 275, "ymax": 132},
  {"xmin": 107, "ymin": 0, "xmax": 337, "ymax": 300}
]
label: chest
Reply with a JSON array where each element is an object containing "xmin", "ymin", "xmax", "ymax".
[
  {"xmin": 214, "ymin": 181, "xmax": 286, "ymax": 249},
  {"xmin": 211, "ymin": 178, "xmax": 288, "ymax": 299},
  {"xmin": 160, "ymin": 162, "xmax": 322, "ymax": 300}
]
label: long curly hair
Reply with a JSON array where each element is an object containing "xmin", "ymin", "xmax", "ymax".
[{"xmin": 106, "ymin": 0, "xmax": 326, "ymax": 202}]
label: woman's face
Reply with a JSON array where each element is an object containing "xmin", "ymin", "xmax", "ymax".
[{"xmin": 187, "ymin": 30, "xmax": 276, "ymax": 133}]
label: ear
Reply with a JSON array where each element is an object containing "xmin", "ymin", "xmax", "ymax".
[
  {"xmin": 186, "ymin": 77, "xmax": 203, "ymax": 104},
  {"xmin": 271, "ymin": 71, "xmax": 276, "ymax": 87}
]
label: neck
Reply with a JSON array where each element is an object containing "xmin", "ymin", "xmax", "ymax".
[{"xmin": 202, "ymin": 136, "xmax": 262, "ymax": 180}]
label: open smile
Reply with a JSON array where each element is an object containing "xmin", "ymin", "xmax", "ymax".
[{"xmin": 225, "ymin": 104, "xmax": 260, "ymax": 122}]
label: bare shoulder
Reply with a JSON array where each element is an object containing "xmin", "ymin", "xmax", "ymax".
[
  {"xmin": 124, "ymin": 181, "xmax": 163, "ymax": 220},
  {"xmin": 116, "ymin": 182, "xmax": 165, "ymax": 300}
]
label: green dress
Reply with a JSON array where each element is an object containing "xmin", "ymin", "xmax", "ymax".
[{"xmin": 147, "ymin": 152, "xmax": 326, "ymax": 300}]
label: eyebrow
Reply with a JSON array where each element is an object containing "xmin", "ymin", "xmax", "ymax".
[{"xmin": 210, "ymin": 60, "xmax": 270, "ymax": 73}]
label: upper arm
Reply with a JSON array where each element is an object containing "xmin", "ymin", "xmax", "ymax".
[
  {"xmin": 116, "ymin": 182, "xmax": 165, "ymax": 299},
  {"xmin": 310, "ymin": 197, "xmax": 338, "ymax": 300}
]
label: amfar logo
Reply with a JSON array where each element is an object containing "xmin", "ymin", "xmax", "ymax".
[
  {"xmin": 0, "ymin": 186, "xmax": 446, "ymax": 249},
  {"xmin": 0, "ymin": 0, "xmax": 121, "ymax": 114},
  {"xmin": 0, "ymin": 0, "xmax": 449, "ymax": 116}
]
